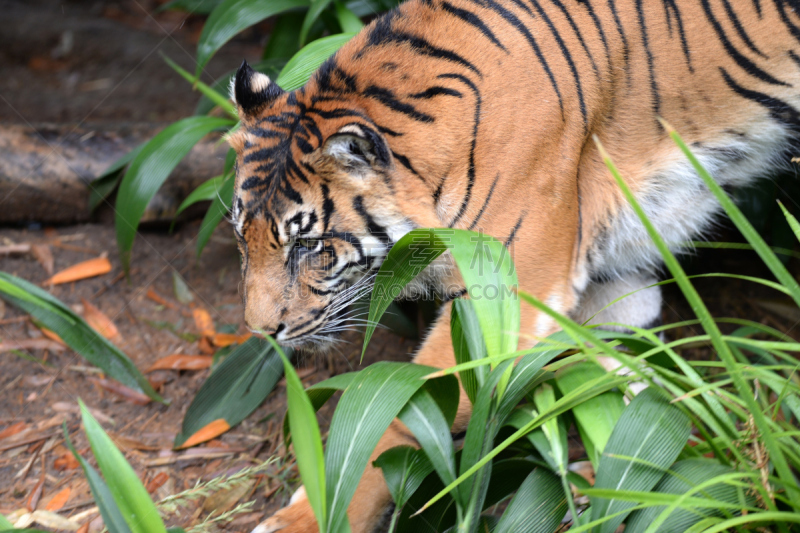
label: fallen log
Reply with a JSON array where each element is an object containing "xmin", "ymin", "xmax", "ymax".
[{"xmin": 0, "ymin": 123, "xmax": 229, "ymax": 224}]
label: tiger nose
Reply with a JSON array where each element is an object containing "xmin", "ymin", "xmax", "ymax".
[{"xmin": 245, "ymin": 320, "xmax": 286, "ymax": 337}]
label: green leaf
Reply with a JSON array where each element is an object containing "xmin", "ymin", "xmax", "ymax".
[
  {"xmin": 494, "ymin": 467, "xmax": 567, "ymax": 533},
  {"xmin": 397, "ymin": 387, "xmax": 457, "ymax": 487},
  {"xmin": 374, "ymin": 446, "xmax": 434, "ymax": 508},
  {"xmin": 195, "ymin": 60, "xmax": 284, "ymax": 116},
  {"xmin": 172, "ymin": 270, "xmax": 194, "ymax": 304},
  {"xmin": 196, "ymin": 171, "xmax": 235, "ymax": 257},
  {"xmin": 777, "ymin": 200, "xmax": 800, "ymax": 243},
  {"xmin": 0, "ymin": 272, "xmax": 163, "ymax": 402},
  {"xmin": 159, "ymin": 0, "xmax": 224, "ymax": 14},
  {"xmin": 334, "ymin": 1, "xmax": 364, "ymax": 32},
  {"xmin": 276, "ymin": 33, "xmax": 355, "ymax": 91},
  {"xmin": 625, "ymin": 459, "xmax": 750, "ymax": 533},
  {"xmin": 556, "ymin": 362, "xmax": 624, "ymax": 467},
  {"xmin": 271, "ymin": 337, "xmax": 327, "ymax": 530},
  {"xmin": 264, "ymin": 13, "xmax": 305, "ymax": 60},
  {"xmin": 174, "ymin": 338, "xmax": 285, "ymax": 447},
  {"xmin": 300, "ymin": 0, "xmax": 334, "ymax": 45},
  {"xmin": 63, "ymin": 422, "xmax": 133, "ymax": 533},
  {"xmin": 115, "ymin": 116, "xmax": 232, "ymax": 270},
  {"xmin": 590, "ymin": 388, "xmax": 691, "ymax": 533},
  {"xmin": 0, "ymin": 515, "xmax": 13, "ymax": 529},
  {"xmin": 161, "ymin": 55, "xmax": 237, "ymax": 119},
  {"xmin": 174, "ymin": 175, "xmax": 225, "ymax": 219},
  {"xmin": 450, "ymin": 299, "xmax": 487, "ymax": 404},
  {"xmin": 324, "ymin": 362, "xmax": 435, "ymax": 532},
  {"xmin": 79, "ymin": 399, "xmax": 168, "ymax": 533},
  {"xmin": 196, "ymin": 0, "xmax": 310, "ymax": 76},
  {"xmin": 89, "ymin": 143, "xmax": 145, "ymax": 212}
]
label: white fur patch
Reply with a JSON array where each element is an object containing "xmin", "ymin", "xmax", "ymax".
[{"xmin": 250, "ymin": 71, "xmax": 273, "ymax": 93}]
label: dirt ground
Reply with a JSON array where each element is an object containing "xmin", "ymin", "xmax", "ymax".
[{"xmin": 1, "ymin": 0, "xmax": 799, "ymax": 531}]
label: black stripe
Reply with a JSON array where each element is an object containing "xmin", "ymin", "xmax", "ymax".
[
  {"xmin": 440, "ymin": 1, "xmax": 508, "ymax": 52},
  {"xmin": 321, "ymin": 184, "xmax": 335, "ymax": 232},
  {"xmin": 607, "ymin": 0, "xmax": 630, "ymax": 74},
  {"xmin": 577, "ymin": 0, "xmax": 611, "ymax": 72},
  {"xmin": 664, "ymin": 0, "xmax": 693, "ymax": 73},
  {"xmin": 790, "ymin": 50, "xmax": 800, "ymax": 69},
  {"xmin": 700, "ymin": 0, "xmax": 789, "ymax": 86},
  {"xmin": 439, "ymin": 73, "xmax": 481, "ymax": 228},
  {"xmin": 720, "ymin": 67, "xmax": 800, "ymax": 129},
  {"xmin": 636, "ymin": 0, "xmax": 660, "ymax": 117},
  {"xmin": 433, "ymin": 178, "xmax": 445, "ymax": 205},
  {"xmin": 363, "ymin": 85, "xmax": 435, "ymax": 123},
  {"xmin": 470, "ymin": 0, "xmax": 564, "ymax": 118},
  {"xmin": 772, "ymin": 0, "xmax": 800, "ymax": 45},
  {"xmin": 353, "ymin": 196, "xmax": 390, "ymax": 243},
  {"xmin": 720, "ymin": 0, "xmax": 767, "ymax": 57},
  {"xmin": 504, "ymin": 212, "xmax": 527, "ymax": 248},
  {"xmin": 467, "ymin": 173, "xmax": 500, "ymax": 231},
  {"xmin": 529, "ymin": 0, "xmax": 588, "ymax": 126},
  {"xmin": 409, "ymin": 86, "xmax": 463, "ymax": 99},
  {"xmin": 391, "ymin": 151, "xmax": 425, "ymax": 181},
  {"xmin": 753, "ymin": 0, "xmax": 762, "ymax": 17},
  {"xmin": 547, "ymin": 0, "xmax": 599, "ymax": 77}
]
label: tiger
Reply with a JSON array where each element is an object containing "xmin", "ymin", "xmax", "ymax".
[{"xmin": 225, "ymin": 0, "xmax": 800, "ymax": 530}]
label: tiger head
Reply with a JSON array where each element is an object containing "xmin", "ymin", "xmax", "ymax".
[{"xmin": 227, "ymin": 61, "xmax": 420, "ymax": 350}]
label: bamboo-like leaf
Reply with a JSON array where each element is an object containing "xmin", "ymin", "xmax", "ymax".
[
  {"xmin": 159, "ymin": 0, "xmax": 224, "ymax": 14},
  {"xmin": 450, "ymin": 299, "xmax": 487, "ymax": 404},
  {"xmin": 196, "ymin": 171, "xmax": 235, "ymax": 257},
  {"xmin": 599, "ymin": 131, "xmax": 800, "ymax": 509},
  {"xmin": 374, "ymin": 446, "xmax": 434, "ymax": 508},
  {"xmin": 590, "ymin": 388, "xmax": 691, "ymax": 533},
  {"xmin": 264, "ymin": 13, "xmax": 305, "ymax": 60},
  {"xmin": 300, "ymin": 0, "xmax": 335, "ymax": 45},
  {"xmin": 0, "ymin": 272, "xmax": 162, "ymax": 402},
  {"xmin": 324, "ymin": 362, "xmax": 435, "ymax": 532},
  {"xmin": 494, "ymin": 467, "xmax": 567, "ymax": 533},
  {"xmin": 89, "ymin": 143, "xmax": 145, "ymax": 212},
  {"xmin": 63, "ymin": 422, "xmax": 133, "ymax": 533},
  {"xmin": 196, "ymin": 0, "xmax": 310, "ymax": 76},
  {"xmin": 79, "ymin": 400, "xmax": 168, "ymax": 533},
  {"xmin": 174, "ymin": 338, "xmax": 285, "ymax": 448},
  {"xmin": 626, "ymin": 459, "xmax": 750, "ymax": 533},
  {"xmin": 777, "ymin": 200, "xmax": 800, "ymax": 243},
  {"xmin": 161, "ymin": 55, "xmax": 237, "ymax": 119},
  {"xmin": 334, "ymin": 1, "xmax": 364, "ymax": 32},
  {"xmin": 0, "ymin": 514, "xmax": 13, "ymax": 529},
  {"xmin": 115, "ymin": 116, "xmax": 233, "ymax": 270},
  {"xmin": 271, "ymin": 337, "xmax": 327, "ymax": 530},
  {"xmin": 276, "ymin": 33, "xmax": 356, "ymax": 91}
]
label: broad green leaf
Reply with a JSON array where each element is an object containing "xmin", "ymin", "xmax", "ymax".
[
  {"xmin": 173, "ymin": 175, "xmax": 225, "ymax": 220},
  {"xmin": 0, "ymin": 515, "xmax": 13, "ymax": 529},
  {"xmin": 264, "ymin": 13, "xmax": 305, "ymax": 60},
  {"xmin": 271, "ymin": 337, "xmax": 326, "ymax": 530},
  {"xmin": 89, "ymin": 143, "xmax": 145, "ymax": 212},
  {"xmin": 174, "ymin": 338, "xmax": 285, "ymax": 447},
  {"xmin": 533, "ymin": 383, "xmax": 567, "ymax": 475},
  {"xmin": 196, "ymin": 172, "xmax": 235, "ymax": 257},
  {"xmin": 494, "ymin": 467, "xmax": 566, "ymax": 533},
  {"xmin": 79, "ymin": 400, "xmax": 168, "ymax": 533},
  {"xmin": 600, "ymin": 132, "xmax": 800, "ymax": 509},
  {"xmin": 276, "ymin": 33, "xmax": 355, "ymax": 91},
  {"xmin": 778, "ymin": 200, "xmax": 800, "ymax": 242},
  {"xmin": 373, "ymin": 446, "xmax": 434, "ymax": 508},
  {"xmin": 590, "ymin": 388, "xmax": 691, "ymax": 533},
  {"xmin": 159, "ymin": 0, "xmax": 224, "ymax": 14},
  {"xmin": 365, "ymin": 229, "xmax": 519, "ymax": 364},
  {"xmin": 161, "ymin": 55, "xmax": 237, "ymax": 119},
  {"xmin": 63, "ymin": 422, "xmax": 133, "ymax": 533},
  {"xmin": 196, "ymin": 0, "xmax": 310, "ymax": 76},
  {"xmin": 116, "ymin": 116, "xmax": 233, "ymax": 270},
  {"xmin": 300, "ymin": 0, "xmax": 334, "ymax": 45},
  {"xmin": 324, "ymin": 362, "xmax": 434, "ymax": 532},
  {"xmin": 450, "ymin": 299, "xmax": 487, "ymax": 404},
  {"xmin": 556, "ymin": 361, "xmax": 624, "ymax": 467},
  {"xmin": 398, "ymin": 388, "xmax": 457, "ymax": 487},
  {"xmin": 626, "ymin": 459, "xmax": 750, "ymax": 533},
  {"xmin": 395, "ymin": 470, "xmax": 457, "ymax": 533},
  {"xmin": 483, "ymin": 458, "xmax": 538, "ymax": 508},
  {"xmin": 334, "ymin": 1, "xmax": 364, "ymax": 32},
  {"xmin": 0, "ymin": 272, "xmax": 162, "ymax": 402}
]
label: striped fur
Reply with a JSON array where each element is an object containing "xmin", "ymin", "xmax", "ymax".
[{"xmin": 228, "ymin": 2, "xmax": 800, "ymax": 530}]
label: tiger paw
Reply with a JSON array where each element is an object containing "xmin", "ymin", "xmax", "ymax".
[{"xmin": 252, "ymin": 487, "xmax": 319, "ymax": 533}]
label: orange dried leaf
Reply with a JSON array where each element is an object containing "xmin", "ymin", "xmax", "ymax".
[
  {"xmin": 177, "ymin": 419, "xmax": 230, "ymax": 449},
  {"xmin": 53, "ymin": 452, "xmax": 80, "ymax": 471},
  {"xmin": 30, "ymin": 244, "xmax": 54, "ymax": 275},
  {"xmin": 146, "ymin": 472, "xmax": 169, "ymax": 493},
  {"xmin": 197, "ymin": 336, "xmax": 215, "ymax": 355},
  {"xmin": 43, "ymin": 256, "xmax": 112, "ymax": 285},
  {"xmin": 88, "ymin": 377, "xmax": 150, "ymax": 405},
  {"xmin": 212, "ymin": 333, "xmax": 252, "ymax": 347},
  {"xmin": 145, "ymin": 355, "xmax": 212, "ymax": 372},
  {"xmin": 40, "ymin": 327, "xmax": 66, "ymax": 346},
  {"xmin": 146, "ymin": 287, "xmax": 178, "ymax": 310},
  {"xmin": 27, "ymin": 472, "xmax": 45, "ymax": 511},
  {"xmin": 44, "ymin": 487, "xmax": 71, "ymax": 511},
  {"xmin": 81, "ymin": 299, "xmax": 120, "ymax": 341},
  {"xmin": 0, "ymin": 421, "xmax": 28, "ymax": 441},
  {"xmin": 192, "ymin": 308, "xmax": 215, "ymax": 337}
]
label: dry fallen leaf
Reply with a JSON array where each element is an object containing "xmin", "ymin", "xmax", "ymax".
[
  {"xmin": 30, "ymin": 510, "xmax": 79, "ymax": 531},
  {"xmin": 0, "ymin": 339, "xmax": 65, "ymax": 353},
  {"xmin": 0, "ymin": 421, "xmax": 28, "ymax": 441},
  {"xmin": 146, "ymin": 472, "xmax": 169, "ymax": 493},
  {"xmin": 145, "ymin": 354, "xmax": 213, "ymax": 372},
  {"xmin": 44, "ymin": 256, "xmax": 112, "ymax": 285},
  {"xmin": 39, "ymin": 327, "xmax": 66, "ymax": 346},
  {"xmin": 177, "ymin": 418, "xmax": 231, "ymax": 450},
  {"xmin": 44, "ymin": 487, "xmax": 71, "ymax": 511},
  {"xmin": 197, "ymin": 336, "xmax": 215, "ymax": 354},
  {"xmin": 53, "ymin": 452, "xmax": 80, "ymax": 471},
  {"xmin": 30, "ymin": 244, "xmax": 54, "ymax": 276},
  {"xmin": 212, "ymin": 332, "xmax": 252, "ymax": 347},
  {"xmin": 27, "ymin": 470, "xmax": 45, "ymax": 511},
  {"xmin": 81, "ymin": 299, "xmax": 121, "ymax": 341},
  {"xmin": 192, "ymin": 308, "xmax": 215, "ymax": 337},
  {"xmin": 145, "ymin": 287, "xmax": 178, "ymax": 310},
  {"xmin": 88, "ymin": 377, "xmax": 150, "ymax": 405}
]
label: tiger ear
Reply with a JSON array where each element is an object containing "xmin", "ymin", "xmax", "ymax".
[
  {"xmin": 232, "ymin": 60, "xmax": 284, "ymax": 117},
  {"xmin": 322, "ymin": 124, "xmax": 391, "ymax": 171}
]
